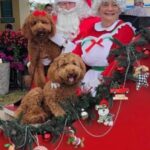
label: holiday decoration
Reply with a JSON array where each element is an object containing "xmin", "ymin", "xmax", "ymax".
[
  {"xmin": 33, "ymin": 10, "xmax": 47, "ymax": 17},
  {"xmin": 116, "ymin": 66, "xmax": 125, "ymax": 73},
  {"xmin": 76, "ymin": 87, "xmax": 83, "ymax": 96},
  {"xmin": 4, "ymin": 144, "xmax": 15, "ymax": 150},
  {"xmin": 0, "ymin": 27, "xmax": 149, "ymax": 149},
  {"xmin": 43, "ymin": 133, "xmax": 51, "ymax": 141},
  {"xmin": 95, "ymin": 99, "xmax": 113, "ymax": 126},
  {"xmin": 144, "ymin": 50, "xmax": 150, "ymax": 57},
  {"xmin": 142, "ymin": 47, "xmax": 150, "ymax": 57},
  {"xmin": 67, "ymin": 128, "xmax": 84, "ymax": 148},
  {"xmin": 33, "ymin": 146, "xmax": 48, "ymax": 150},
  {"xmin": 110, "ymin": 87, "xmax": 129, "ymax": 100},
  {"xmin": 8, "ymin": 144, "xmax": 15, "ymax": 150},
  {"xmin": 80, "ymin": 108, "xmax": 89, "ymax": 120},
  {"xmin": 134, "ymin": 65, "xmax": 149, "ymax": 90}
]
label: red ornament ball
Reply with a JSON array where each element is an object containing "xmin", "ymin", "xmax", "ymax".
[
  {"xmin": 33, "ymin": 146, "xmax": 48, "ymax": 150},
  {"xmin": 43, "ymin": 133, "xmax": 51, "ymax": 141},
  {"xmin": 144, "ymin": 50, "xmax": 150, "ymax": 56}
]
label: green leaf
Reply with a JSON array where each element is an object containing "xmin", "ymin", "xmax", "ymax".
[{"xmin": 4, "ymin": 143, "xmax": 11, "ymax": 148}]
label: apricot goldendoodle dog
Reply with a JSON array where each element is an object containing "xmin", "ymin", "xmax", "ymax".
[
  {"xmin": 15, "ymin": 53, "xmax": 86, "ymax": 124},
  {"xmin": 22, "ymin": 10, "xmax": 62, "ymax": 88}
]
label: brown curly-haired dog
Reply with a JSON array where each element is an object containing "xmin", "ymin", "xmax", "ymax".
[
  {"xmin": 15, "ymin": 87, "xmax": 47, "ymax": 124},
  {"xmin": 22, "ymin": 10, "xmax": 62, "ymax": 88},
  {"xmin": 43, "ymin": 53, "xmax": 86, "ymax": 117},
  {"xmin": 15, "ymin": 53, "xmax": 86, "ymax": 124}
]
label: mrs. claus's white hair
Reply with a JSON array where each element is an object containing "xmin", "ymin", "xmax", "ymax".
[{"xmin": 92, "ymin": 0, "xmax": 126, "ymax": 15}]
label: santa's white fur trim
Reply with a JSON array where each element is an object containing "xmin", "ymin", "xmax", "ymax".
[{"xmin": 55, "ymin": 0, "xmax": 79, "ymax": 3}]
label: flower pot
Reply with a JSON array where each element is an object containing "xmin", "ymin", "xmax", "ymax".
[{"xmin": 0, "ymin": 63, "xmax": 10, "ymax": 95}]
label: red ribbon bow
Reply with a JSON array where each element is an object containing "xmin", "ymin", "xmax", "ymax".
[
  {"xmin": 33, "ymin": 10, "xmax": 47, "ymax": 17},
  {"xmin": 86, "ymin": 38, "xmax": 103, "ymax": 53}
]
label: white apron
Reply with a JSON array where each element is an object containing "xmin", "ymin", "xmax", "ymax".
[{"xmin": 80, "ymin": 22, "xmax": 130, "ymax": 96}]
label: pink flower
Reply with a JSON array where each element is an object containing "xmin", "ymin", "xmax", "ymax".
[
  {"xmin": 7, "ymin": 47, "xmax": 13, "ymax": 51},
  {"xmin": 6, "ymin": 56, "xmax": 14, "ymax": 61},
  {"xmin": 0, "ymin": 30, "xmax": 28, "ymax": 71},
  {"xmin": 0, "ymin": 52, "xmax": 6, "ymax": 58}
]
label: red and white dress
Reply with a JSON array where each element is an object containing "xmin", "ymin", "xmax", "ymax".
[
  {"xmin": 51, "ymin": 16, "xmax": 100, "ymax": 53},
  {"xmin": 73, "ymin": 19, "xmax": 135, "ymax": 95}
]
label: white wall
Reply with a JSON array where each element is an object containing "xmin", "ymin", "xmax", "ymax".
[
  {"xmin": 145, "ymin": 7, "xmax": 150, "ymax": 16},
  {"xmin": 19, "ymin": 0, "xmax": 30, "ymax": 28}
]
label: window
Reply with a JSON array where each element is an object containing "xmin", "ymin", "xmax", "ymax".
[{"xmin": 0, "ymin": 0, "xmax": 14, "ymax": 23}]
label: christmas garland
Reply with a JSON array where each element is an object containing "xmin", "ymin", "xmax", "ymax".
[{"xmin": 0, "ymin": 28, "xmax": 150, "ymax": 150}]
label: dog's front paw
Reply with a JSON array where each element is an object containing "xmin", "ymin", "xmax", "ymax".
[
  {"xmin": 54, "ymin": 109, "xmax": 66, "ymax": 117},
  {"xmin": 50, "ymin": 82, "xmax": 60, "ymax": 89},
  {"xmin": 24, "ymin": 112, "xmax": 48, "ymax": 124}
]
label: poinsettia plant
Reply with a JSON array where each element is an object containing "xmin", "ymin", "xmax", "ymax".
[{"xmin": 0, "ymin": 30, "xmax": 28, "ymax": 71}]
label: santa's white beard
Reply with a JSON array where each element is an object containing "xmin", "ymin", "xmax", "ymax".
[{"xmin": 56, "ymin": 9, "xmax": 80, "ymax": 40}]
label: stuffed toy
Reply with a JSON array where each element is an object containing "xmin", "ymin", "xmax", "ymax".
[
  {"xmin": 67, "ymin": 127, "xmax": 84, "ymax": 148},
  {"xmin": 133, "ymin": 65, "xmax": 149, "ymax": 90},
  {"xmin": 15, "ymin": 53, "xmax": 86, "ymax": 124},
  {"xmin": 22, "ymin": 10, "xmax": 62, "ymax": 88},
  {"xmin": 95, "ymin": 99, "xmax": 113, "ymax": 126}
]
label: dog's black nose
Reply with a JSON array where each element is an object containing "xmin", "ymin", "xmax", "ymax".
[{"xmin": 37, "ymin": 30, "xmax": 46, "ymax": 37}]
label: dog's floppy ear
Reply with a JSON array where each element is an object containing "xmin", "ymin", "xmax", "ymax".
[
  {"xmin": 47, "ymin": 54, "xmax": 65, "ymax": 82},
  {"xmin": 47, "ymin": 56, "xmax": 60, "ymax": 81},
  {"xmin": 48, "ymin": 15, "xmax": 56, "ymax": 37},
  {"xmin": 22, "ymin": 15, "xmax": 32, "ymax": 39}
]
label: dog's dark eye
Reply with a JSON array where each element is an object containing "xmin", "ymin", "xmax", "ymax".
[
  {"xmin": 31, "ymin": 21, "xmax": 37, "ymax": 26},
  {"xmin": 42, "ymin": 21, "xmax": 49, "ymax": 24},
  {"xmin": 72, "ymin": 62, "xmax": 77, "ymax": 65},
  {"xmin": 72, "ymin": 62, "xmax": 79, "ymax": 66},
  {"xmin": 59, "ymin": 63, "xmax": 67, "ymax": 68}
]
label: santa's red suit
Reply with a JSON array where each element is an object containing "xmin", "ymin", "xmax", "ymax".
[
  {"xmin": 73, "ymin": 19, "xmax": 135, "ymax": 95},
  {"xmin": 73, "ymin": 16, "xmax": 100, "ymax": 42},
  {"xmin": 50, "ymin": 0, "xmax": 100, "ymax": 53}
]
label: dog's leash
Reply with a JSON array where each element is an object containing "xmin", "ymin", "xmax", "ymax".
[{"xmin": 29, "ymin": 46, "xmax": 41, "ymax": 90}]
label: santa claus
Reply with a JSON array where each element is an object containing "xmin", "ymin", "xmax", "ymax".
[
  {"xmin": 54, "ymin": 0, "xmax": 93, "ymax": 40},
  {"xmin": 51, "ymin": 0, "xmax": 100, "ymax": 52}
]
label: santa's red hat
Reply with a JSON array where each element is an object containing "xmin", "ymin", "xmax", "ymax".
[{"xmin": 85, "ymin": 0, "xmax": 92, "ymax": 7}]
